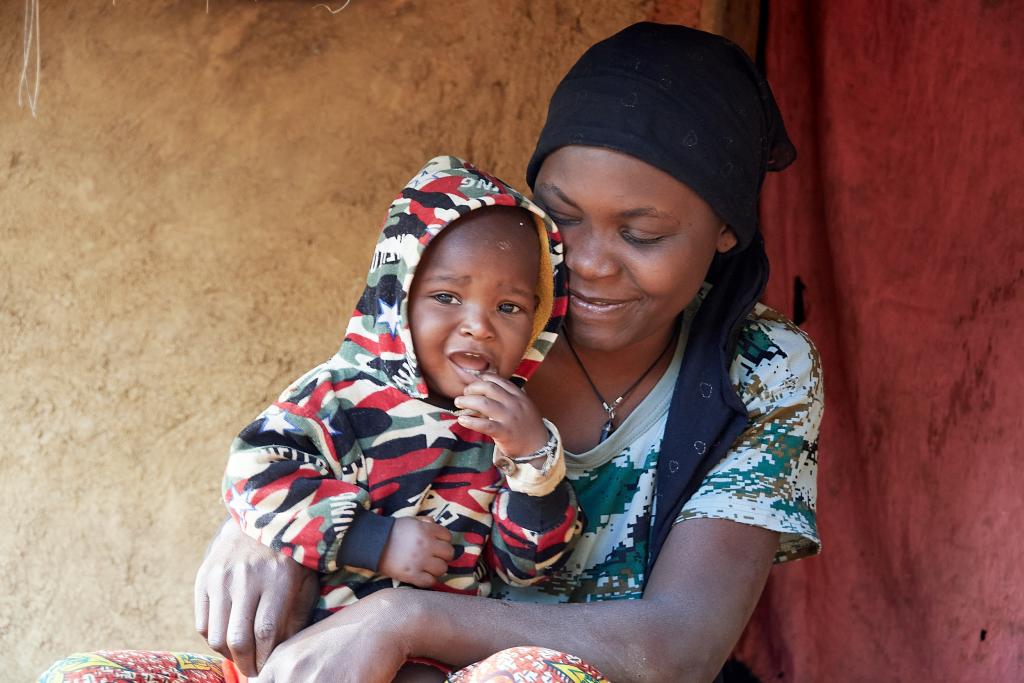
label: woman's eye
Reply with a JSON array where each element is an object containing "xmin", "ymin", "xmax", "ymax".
[
  {"xmin": 540, "ymin": 208, "xmax": 578, "ymax": 226},
  {"xmin": 622, "ymin": 231, "xmax": 664, "ymax": 246},
  {"xmin": 498, "ymin": 302, "xmax": 523, "ymax": 314},
  {"xmin": 432, "ymin": 293, "xmax": 458, "ymax": 304},
  {"xmin": 549, "ymin": 213, "xmax": 578, "ymax": 226}
]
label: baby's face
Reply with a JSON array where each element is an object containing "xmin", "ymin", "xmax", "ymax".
[{"xmin": 408, "ymin": 206, "xmax": 540, "ymax": 402}]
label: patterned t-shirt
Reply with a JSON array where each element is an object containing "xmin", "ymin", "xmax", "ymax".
[{"xmin": 493, "ymin": 302, "xmax": 823, "ymax": 604}]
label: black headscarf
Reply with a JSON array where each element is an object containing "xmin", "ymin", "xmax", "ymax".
[
  {"xmin": 525, "ymin": 22, "xmax": 796, "ymax": 574},
  {"xmin": 527, "ymin": 22, "xmax": 794, "ymax": 250}
]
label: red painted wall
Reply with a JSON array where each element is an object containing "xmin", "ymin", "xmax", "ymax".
[{"xmin": 739, "ymin": 1, "xmax": 1024, "ymax": 679}]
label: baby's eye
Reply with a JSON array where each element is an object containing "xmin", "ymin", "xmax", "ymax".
[
  {"xmin": 498, "ymin": 302, "xmax": 523, "ymax": 315},
  {"xmin": 432, "ymin": 292, "xmax": 459, "ymax": 304}
]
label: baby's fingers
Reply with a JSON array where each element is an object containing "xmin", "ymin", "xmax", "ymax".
[
  {"xmin": 417, "ymin": 518, "xmax": 452, "ymax": 543},
  {"xmin": 471, "ymin": 372, "xmax": 521, "ymax": 395},
  {"xmin": 430, "ymin": 536, "xmax": 456, "ymax": 562},
  {"xmin": 422, "ymin": 555, "xmax": 449, "ymax": 578},
  {"xmin": 454, "ymin": 393, "xmax": 510, "ymax": 421},
  {"xmin": 455, "ymin": 413, "xmax": 510, "ymax": 440},
  {"xmin": 461, "ymin": 376, "xmax": 520, "ymax": 403},
  {"xmin": 405, "ymin": 571, "xmax": 439, "ymax": 589}
]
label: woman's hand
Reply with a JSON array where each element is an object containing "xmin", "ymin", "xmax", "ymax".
[
  {"xmin": 255, "ymin": 588, "xmax": 417, "ymax": 683},
  {"xmin": 455, "ymin": 373, "xmax": 549, "ymax": 458},
  {"xmin": 194, "ymin": 520, "xmax": 319, "ymax": 677}
]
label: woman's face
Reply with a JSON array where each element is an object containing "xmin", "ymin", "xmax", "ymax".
[{"xmin": 532, "ymin": 145, "xmax": 737, "ymax": 352}]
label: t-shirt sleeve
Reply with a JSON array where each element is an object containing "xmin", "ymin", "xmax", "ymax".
[{"xmin": 675, "ymin": 305, "xmax": 824, "ymax": 563}]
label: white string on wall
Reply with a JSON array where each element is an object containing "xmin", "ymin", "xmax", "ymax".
[
  {"xmin": 14, "ymin": 0, "xmax": 358, "ymax": 118},
  {"xmin": 315, "ymin": 1, "xmax": 352, "ymax": 14},
  {"xmin": 18, "ymin": 0, "xmax": 41, "ymax": 117}
]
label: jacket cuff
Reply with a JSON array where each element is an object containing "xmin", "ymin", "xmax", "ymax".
[
  {"xmin": 504, "ymin": 481, "xmax": 573, "ymax": 532},
  {"xmin": 335, "ymin": 508, "xmax": 395, "ymax": 572}
]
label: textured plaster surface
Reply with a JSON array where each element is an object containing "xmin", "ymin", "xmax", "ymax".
[{"xmin": 0, "ymin": 1, "xmax": 659, "ymax": 678}]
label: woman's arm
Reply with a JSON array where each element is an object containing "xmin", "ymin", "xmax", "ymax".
[
  {"xmin": 409, "ymin": 517, "xmax": 778, "ymax": 682},
  {"xmin": 254, "ymin": 517, "xmax": 777, "ymax": 683}
]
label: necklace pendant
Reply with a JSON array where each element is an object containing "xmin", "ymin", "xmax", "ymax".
[{"xmin": 565, "ymin": 329, "xmax": 678, "ymax": 449}]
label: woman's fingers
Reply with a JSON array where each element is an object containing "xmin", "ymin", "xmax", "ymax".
[
  {"xmin": 226, "ymin": 576, "xmax": 260, "ymax": 676},
  {"xmin": 203, "ymin": 588, "xmax": 232, "ymax": 660},
  {"xmin": 194, "ymin": 521, "xmax": 240, "ymax": 659},
  {"xmin": 194, "ymin": 541, "xmax": 227, "ymax": 651},
  {"xmin": 280, "ymin": 567, "xmax": 321, "ymax": 643},
  {"xmin": 251, "ymin": 552, "xmax": 321, "ymax": 674},
  {"xmin": 193, "ymin": 580, "xmax": 210, "ymax": 640},
  {"xmin": 239, "ymin": 569, "xmax": 317, "ymax": 677},
  {"xmin": 252, "ymin": 591, "xmax": 287, "ymax": 675}
]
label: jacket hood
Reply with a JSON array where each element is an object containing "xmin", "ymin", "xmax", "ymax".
[{"xmin": 340, "ymin": 156, "xmax": 566, "ymax": 400}]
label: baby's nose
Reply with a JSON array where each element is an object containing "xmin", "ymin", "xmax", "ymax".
[{"xmin": 459, "ymin": 309, "xmax": 496, "ymax": 339}]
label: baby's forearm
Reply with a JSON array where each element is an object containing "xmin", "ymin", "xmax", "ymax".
[
  {"xmin": 489, "ymin": 480, "xmax": 579, "ymax": 586},
  {"xmin": 224, "ymin": 453, "xmax": 377, "ymax": 573}
]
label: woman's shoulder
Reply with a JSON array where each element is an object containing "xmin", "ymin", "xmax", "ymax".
[
  {"xmin": 729, "ymin": 303, "xmax": 823, "ymax": 417},
  {"xmin": 677, "ymin": 303, "xmax": 823, "ymax": 563}
]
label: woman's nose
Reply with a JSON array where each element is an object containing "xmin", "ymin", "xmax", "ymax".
[{"xmin": 563, "ymin": 224, "xmax": 618, "ymax": 281}]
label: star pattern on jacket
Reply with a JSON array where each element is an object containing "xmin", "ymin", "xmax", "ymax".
[
  {"xmin": 370, "ymin": 411, "xmax": 458, "ymax": 449},
  {"xmin": 377, "ymin": 298, "xmax": 401, "ymax": 338},
  {"xmin": 260, "ymin": 409, "xmax": 297, "ymax": 435}
]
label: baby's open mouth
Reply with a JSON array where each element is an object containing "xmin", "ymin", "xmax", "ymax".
[{"xmin": 449, "ymin": 351, "xmax": 492, "ymax": 375}]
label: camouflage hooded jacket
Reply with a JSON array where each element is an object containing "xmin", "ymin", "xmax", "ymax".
[{"xmin": 223, "ymin": 157, "xmax": 579, "ymax": 615}]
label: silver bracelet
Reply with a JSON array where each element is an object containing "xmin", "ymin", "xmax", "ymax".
[{"xmin": 495, "ymin": 427, "xmax": 559, "ymax": 477}]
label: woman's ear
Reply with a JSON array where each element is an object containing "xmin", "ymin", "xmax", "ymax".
[{"xmin": 716, "ymin": 225, "xmax": 738, "ymax": 253}]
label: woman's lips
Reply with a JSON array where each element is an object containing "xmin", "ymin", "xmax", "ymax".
[{"xmin": 569, "ymin": 291, "xmax": 632, "ymax": 316}]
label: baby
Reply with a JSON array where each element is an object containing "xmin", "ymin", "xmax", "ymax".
[{"xmin": 222, "ymin": 156, "xmax": 580, "ymax": 626}]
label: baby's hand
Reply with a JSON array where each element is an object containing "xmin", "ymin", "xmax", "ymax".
[
  {"xmin": 378, "ymin": 517, "xmax": 455, "ymax": 588},
  {"xmin": 454, "ymin": 373, "xmax": 549, "ymax": 459}
]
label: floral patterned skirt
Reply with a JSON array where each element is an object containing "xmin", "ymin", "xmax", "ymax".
[{"xmin": 40, "ymin": 646, "xmax": 611, "ymax": 683}]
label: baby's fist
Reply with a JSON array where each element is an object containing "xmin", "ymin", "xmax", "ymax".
[{"xmin": 378, "ymin": 517, "xmax": 455, "ymax": 588}]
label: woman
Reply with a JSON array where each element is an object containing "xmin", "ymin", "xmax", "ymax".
[{"xmin": 47, "ymin": 22, "xmax": 822, "ymax": 683}]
